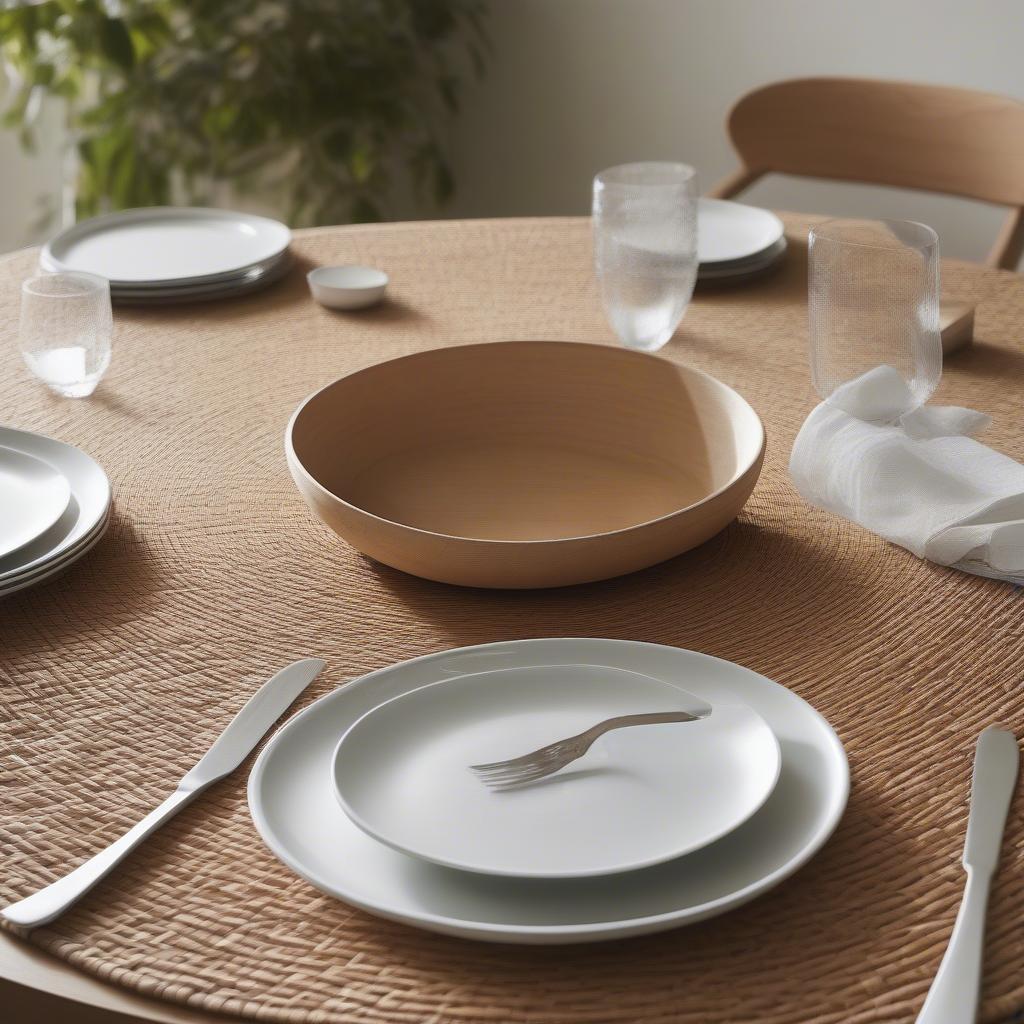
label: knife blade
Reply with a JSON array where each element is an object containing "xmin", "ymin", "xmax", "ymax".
[
  {"xmin": 184, "ymin": 658, "xmax": 326, "ymax": 786},
  {"xmin": 2, "ymin": 657, "xmax": 326, "ymax": 929}
]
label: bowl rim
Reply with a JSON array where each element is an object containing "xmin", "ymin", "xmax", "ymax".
[
  {"xmin": 306, "ymin": 264, "xmax": 389, "ymax": 292},
  {"xmin": 285, "ymin": 340, "xmax": 767, "ymax": 547}
]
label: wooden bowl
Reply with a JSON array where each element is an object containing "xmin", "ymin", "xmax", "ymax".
[{"xmin": 286, "ymin": 341, "xmax": 765, "ymax": 589}]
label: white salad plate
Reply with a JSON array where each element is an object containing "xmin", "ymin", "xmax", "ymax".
[
  {"xmin": 249, "ymin": 639, "xmax": 849, "ymax": 944},
  {"xmin": 0, "ymin": 427, "xmax": 111, "ymax": 586},
  {"xmin": 41, "ymin": 207, "xmax": 291, "ymax": 286},
  {"xmin": 0, "ymin": 446, "xmax": 72, "ymax": 559},
  {"xmin": 333, "ymin": 663, "xmax": 779, "ymax": 879},
  {"xmin": 697, "ymin": 198, "xmax": 785, "ymax": 264}
]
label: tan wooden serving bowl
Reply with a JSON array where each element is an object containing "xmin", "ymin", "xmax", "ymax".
[{"xmin": 286, "ymin": 341, "xmax": 765, "ymax": 589}]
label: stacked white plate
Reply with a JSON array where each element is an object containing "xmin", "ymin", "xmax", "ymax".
[
  {"xmin": 40, "ymin": 207, "xmax": 292, "ymax": 305},
  {"xmin": 0, "ymin": 427, "xmax": 111, "ymax": 597},
  {"xmin": 249, "ymin": 638, "xmax": 849, "ymax": 943},
  {"xmin": 697, "ymin": 198, "xmax": 788, "ymax": 283}
]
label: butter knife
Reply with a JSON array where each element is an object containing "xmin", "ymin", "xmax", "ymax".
[
  {"xmin": 916, "ymin": 726, "xmax": 1019, "ymax": 1024},
  {"xmin": 2, "ymin": 657, "xmax": 326, "ymax": 929}
]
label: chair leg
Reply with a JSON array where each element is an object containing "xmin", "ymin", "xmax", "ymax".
[
  {"xmin": 986, "ymin": 208, "xmax": 1024, "ymax": 271},
  {"xmin": 705, "ymin": 166, "xmax": 762, "ymax": 199}
]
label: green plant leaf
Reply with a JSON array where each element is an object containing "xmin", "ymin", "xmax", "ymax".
[
  {"xmin": 0, "ymin": 0, "xmax": 490, "ymax": 225},
  {"xmin": 31, "ymin": 62, "xmax": 54, "ymax": 87},
  {"xmin": 348, "ymin": 141, "xmax": 375, "ymax": 184},
  {"xmin": 98, "ymin": 17, "xmax": 134, "ymax": 72}
]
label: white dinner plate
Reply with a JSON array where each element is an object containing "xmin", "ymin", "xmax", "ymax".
[
  {"xmin": 109, "ymin": 251, "xmax": 291, "ymax": 295},
  {"xmin": 697, "ymin": 237, "xmax": 788, "ymax": 281},
  {"xmin": 0, "ymin": 446, "xmax": 71, "ymax": 559},
  {"xmin": 41, "ymin": 207, "xmax": 291, "ymax": 286},
  {"xmin": 0, "ymin": 510, "xmax": 110, "ymax": 597},
  {"xmin": 697, "ymin": 198, "xmax": 785, "ymax": 264},
  {"xmin": 0, "ymin": 428, "xmax": 110, "ymax": 582},
  {"xmin": 333, "ymin": 663, "xmax": 779, "ymax": 879},
  {"xmin": 249, "ymin": 639, "xmax": 849, "ymax": 944},
  {"xmin": 110, "ymin": 252, "xmax": 293, "ymax": 305}
]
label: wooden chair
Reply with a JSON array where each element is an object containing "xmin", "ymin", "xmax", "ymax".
[{"xmin": 709, "ymin": 77, "xmax": 1024, "ymax": 270}]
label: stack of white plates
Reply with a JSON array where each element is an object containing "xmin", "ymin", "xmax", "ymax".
[
  {"xmin": 697, "ymin": 198, "xmax": 788, "ymax": 283},
  {"xmin": 40, "ymin": 207, "xmax": 292, "ymax": 305},
  {"xmin": 0, "ymin": 427, "xmax": 111, "ymax": 598},
  {"xmin": 249, "ymin": 638, "xmax": 848, "ymax": 943}
]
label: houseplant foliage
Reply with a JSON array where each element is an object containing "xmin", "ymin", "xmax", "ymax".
[{"xmin": 0, "ymin": 0, "xmax": 487, "ymax": 224}]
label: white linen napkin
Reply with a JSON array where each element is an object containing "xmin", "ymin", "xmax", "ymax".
[{"xmin": 789, "ymin": 366, "xmax": 1024, "ymax": 585}]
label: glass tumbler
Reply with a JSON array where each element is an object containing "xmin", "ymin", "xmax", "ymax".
[
  {"xmin": 593, "ymin": 162, "xmax": 698, "ymax": 352},
  {"xmin": 20, "ymin": 271, "xmax": 113, "ymax": 398},
  {"xmin": 808, "ymin": 219, "xmax": 941, "ymax": 418}
]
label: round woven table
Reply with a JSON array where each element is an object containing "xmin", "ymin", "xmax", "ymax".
[{"xmin": 1, "ymin": 215, "xmax": 1022, "ymax": 1024}]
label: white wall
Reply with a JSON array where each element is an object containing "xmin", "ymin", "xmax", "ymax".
[
  {"xmin": 2, "ymin": 1, "xmax": 1024, "ymax": 263},
  {"xmin": 441, "ymin": 0, "xmax": 1024, "ymax": 263},
  {"xmin": 0, "ymin": 95, "xmax": 63, "ymax": 254}
]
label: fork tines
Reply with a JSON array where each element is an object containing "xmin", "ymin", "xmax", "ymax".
[{"xmin": 471, "ymin": 736, "xmax": 589, "ymax": 790}]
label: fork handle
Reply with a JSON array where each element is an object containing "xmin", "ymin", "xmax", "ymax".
[{"xmin": 591, "ymin": 711, "xmax": 702, "ymax": 739}]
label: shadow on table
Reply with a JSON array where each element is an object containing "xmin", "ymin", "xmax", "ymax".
[
  {"xmin": 115, "ymin": 255, "xmax": 432, "ymax": 328},
  {"xmin": 0, "ymin": 513, "xmax": 170, "ymax": 660},
  {"xmin": 117, "ymin": 254, "xmax": 316, "ymax": 323},
  {"xmin": 313, "ymin": 776, "xmax": 929, "ymax": 1021},
  {"xmin": 950, "ymin": 338, "xmax": 1024, "ymax": 378},
  {"xmin": 361, "ymin": 518, "xmax": 879, "ymax": 678},
  {"xmin": 319, "ymin": 295, "xmax": 431, "ymax": 327},
  {"xmin": 85, "ymin": 386, "xmax": 149, "ymax": 421}
]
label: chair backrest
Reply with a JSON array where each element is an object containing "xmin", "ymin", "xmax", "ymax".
[{"xmin": 711, "ymin": 77, "xmax": 1024, "ymax": 268}]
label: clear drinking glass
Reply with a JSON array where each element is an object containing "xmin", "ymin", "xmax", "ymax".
[
  {"xmin": 808, "ymin": 219, "xmax": 941, "ymax": 417},
  {"xmin": 592, "ymin": 162, "xmax": 698, "ymax": 352},
  {"xmin": 20, "ymin": 271, "xmax": 113, "ymax": 398}
]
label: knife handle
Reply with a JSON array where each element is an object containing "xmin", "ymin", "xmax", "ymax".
[
  {"xmin": 915, "ymin": 869, "xmax": 990, "ymax": 1024},
  {"xmin": 2, "ymin": 783, "xmax": 201, "ymax": 929}
]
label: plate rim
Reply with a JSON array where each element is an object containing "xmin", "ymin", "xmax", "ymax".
[
  {"xmin": 698, "ymin": 236, "xmax": 788, "ymax": 276},
  {"xmin": 0, "ymin": 445, "xmax": 72, "ymax": 559},
  {"xmin": 697, "ymin": 198, "xmax": 786, "ymax": 264},
  {"xmin": 0, "ymin": 510, "xmax": 110, "ymax": 596},
  {"xmin": 41, "ymin": 206, "xmax": 292, "ymax": 286},
  {"xmin": 330, "ymin": 663, "xmax": 780, "ymax": 879},
  {"xmin": 248, "ymin": 638, "xmax": 849, "ymax": 941},
  {"xmin": 0, "ymin": 505, "xmax": 110, "ymax": 580},
  {"xmin": 0, "ymin": 428, "xmax": 111, "ymax": 581},
  {"xmin": 110, "ymin": 253, "xmax": 293, "ymax": 305},
  {"xmin": 106, "ymin": 251, "xmax": 292, "ymax": 295}
]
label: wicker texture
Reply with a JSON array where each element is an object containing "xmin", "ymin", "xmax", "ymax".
[{"xmin": 0, "ymin": 215, "xmax": 1022, "ymax": 1023}]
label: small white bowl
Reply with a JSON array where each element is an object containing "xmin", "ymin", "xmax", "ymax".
[{"xmin": 307, "ymin": 265, "xmax": 388, "ymax": 310}]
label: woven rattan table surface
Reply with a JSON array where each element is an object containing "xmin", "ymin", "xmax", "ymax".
[{"xmin": 1, "ymin": 215, "xmax": 1022, "ymax": 1024}]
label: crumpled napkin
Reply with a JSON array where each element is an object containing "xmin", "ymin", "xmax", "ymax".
[{"xmin": 789, "ymin": 365, "xmax": 1024, "ymax": 585}]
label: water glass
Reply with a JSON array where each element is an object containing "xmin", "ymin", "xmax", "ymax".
[
  {"xmin": 20, "ymin": 271, "xmax": 113, "ymax": 398},
  {"xmin": 592, "ymin": 162, "xmax": 698, "ymax": 352},
  {"xmin": 808, "ymin": 219, "xmax": 941, "ymax": 417}
]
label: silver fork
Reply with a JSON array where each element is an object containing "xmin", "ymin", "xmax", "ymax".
[{"xmin": 470, "ymin": 709, "xmax": 710, "ymax": 790}]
